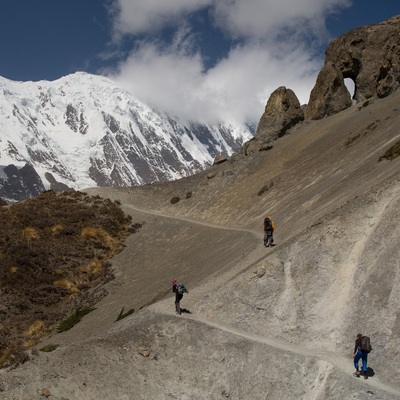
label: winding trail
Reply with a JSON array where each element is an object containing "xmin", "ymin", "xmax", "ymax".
[
  {"xmin": 123, "ymin": 202, "xmax": 271, "ymax": 296},
  {"xmin": 121, "ymin": 199, "xmax": 400, "ymax": 399}
]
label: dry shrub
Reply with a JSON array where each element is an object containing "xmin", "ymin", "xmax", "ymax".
[
  {"xmin": 23, "ymin": 320, "xmax": 49, "ymax": 348},
  {"xmin": 10, "ymin": 266, "xmax": 18, "ymax": 274},
  {"xmin": 54, "ymin": 279, "xmax": 79, "ymax": 294},
  {"xmin": 81, "ymin": 226, "xmax": 105, "ymax": 239},
  {"xmin": 24, "ymin": 320, "xmax": 47, "ymax": 338},
  {"xmin": 77, "ymin": 260, "xmax": 103, "ymax": 283},
  {"xmin": 81, "ymin": 227, "xmax": 120, "ymax": 251},
  {"xmin": 22, "ymin": 227, "xmax": 40, "ymax": 241},
  {"xmin": 87, "ymin": 260, "xmax": 102, "ymax": 275},
  {"xmin": 51, "ymin": 224, "xmax": 64, "ymax": 235},
  {"xmin": 0, "ymin": 347, "xmax": 13, "ymax": 367}
]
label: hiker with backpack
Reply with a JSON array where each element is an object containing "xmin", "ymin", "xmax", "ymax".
[
  {"xmin": 172, "ymin": 280, "xmax": 188, "ymax": 315},
  {"xmin": 263, "ymin": 215, "xmax": 275, "ymax": 247},
  {"xmin": 353, "ymin": 333, "xmax": 372, "ymax": 379}
]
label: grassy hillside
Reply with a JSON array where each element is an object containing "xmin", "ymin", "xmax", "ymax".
[{"xmin": 0, "ymin": 190, "xmax": 135, "ymax": 367}]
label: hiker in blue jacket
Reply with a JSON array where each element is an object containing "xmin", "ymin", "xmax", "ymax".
[
  {"xmin": 353, "ymin": 333, "xmax": 369, "ymax": 379},
  {"xmin": 172, "ymin": 280, "xmax": 188, "ymax": 315}
]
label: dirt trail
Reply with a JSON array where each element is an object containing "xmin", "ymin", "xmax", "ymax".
[
  {"xmin": 124, "ymin": 203, "xmax": 260, "ymax": 235},
  {"xmin": 123, "ymin": 201, "xmax": 270, "ymax": 301},
  {"xmin": 81, "ymin": 182, "xmax": 400, "ymax": 400},
  {"xmin": 128, "ymin": 201, "xmax": 400, "ymax": 399},
  {"xmin": 148, "ymin": 282, "xmax": 400, "ymax": 398},
  {"xmin": 149, "ymin": 275, "xmax": 400, "ymax": 399}
]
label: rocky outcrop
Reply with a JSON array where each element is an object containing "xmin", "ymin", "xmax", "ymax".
[
  {"xmin": 256, "ymin": 86, "xmax": 304, "ymax": 140},
  {"xmin": 306, "ymin": 14, "xmax": 400, "ymax": 120},
  {"xmin": 0, "ymin": 166, "xmax": 74, "ymax": 202},
  {"xmin": 242, "ymin": 86, "xmax": 303, "ymax": 154},
  {"xmin": 44, "ymin": 172, "xmax": 75, "ymax": 193},
  {"xmin": 0, "ymin": 164, "xmax": 45, "ymax": 201}
]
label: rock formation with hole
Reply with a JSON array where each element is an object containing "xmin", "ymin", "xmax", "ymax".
[{"xmin": 306, "ymin": 14, "xmax": 400, "ymax": 120}]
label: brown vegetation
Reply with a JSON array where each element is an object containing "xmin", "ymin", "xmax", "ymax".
[{"xmin": 0, "ymin": 190, "xmax": 135, "ymax": 367}]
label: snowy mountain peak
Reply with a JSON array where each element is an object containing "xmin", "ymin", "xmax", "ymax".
[{"xmin": 0, "ymin": 73, "xmax": 252, "ymax": 200}]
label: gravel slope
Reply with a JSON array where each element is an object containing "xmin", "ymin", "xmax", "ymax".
[{"xmin": 2, "ymin": 92, "xmax": 400, "ymax": 399}]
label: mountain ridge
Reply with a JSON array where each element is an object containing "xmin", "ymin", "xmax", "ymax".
[{"xmin": 0, "ymin": 72, "xmax": 252, "ymax": 201}]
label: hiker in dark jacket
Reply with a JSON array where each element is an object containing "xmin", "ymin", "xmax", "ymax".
[
  {"xmin": 172, "ymin": 280, "xmax": 188, "ymax": 315},
  {"xmin": 353, "ymin": 333, "xmax": 368, "ymax": 379},
  {"xmin": 263, "ymin": 215, "xmax": 275, "ymax": 247}
]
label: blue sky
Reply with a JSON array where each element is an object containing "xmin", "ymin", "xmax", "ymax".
[{"xmin": 0, "ymin": 0, "xmax": 398, "ymax": 124}]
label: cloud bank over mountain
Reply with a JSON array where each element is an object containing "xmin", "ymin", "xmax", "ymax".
[{"xmin": 106, "ymin": 0, "xmax": 351, "ymax": 125}]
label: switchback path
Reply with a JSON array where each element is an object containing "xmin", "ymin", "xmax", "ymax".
[{"xmin": 121, "ymin": 202, "xmax": 400, "ymax": 399}]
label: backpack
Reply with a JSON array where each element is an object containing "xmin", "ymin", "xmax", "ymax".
[
  {"xmin": 264, "ymin": 218, "xmax": 272, "ymax": 231},
  {"xmin": 177, "ymin": 283, "xmax": 186, "ymax": 294},
  {"xmin": 360, "ymin": 336, "xmax": 372, "ymax": 353}
]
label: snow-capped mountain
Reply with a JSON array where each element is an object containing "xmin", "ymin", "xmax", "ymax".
[{"xmin": 0, "ymin": 72, "xmax": 252, "ymax": 201}]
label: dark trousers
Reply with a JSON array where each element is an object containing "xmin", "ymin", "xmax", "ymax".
[
  {"xmin": 264, "ymin": 231, "xmax": 273, "ymax": 246},
  {"xmin": 175, "ymin": 293, "xmax": 183, "ymax": 314}
]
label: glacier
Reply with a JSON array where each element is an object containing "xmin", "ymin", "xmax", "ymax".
[{"xmin": 0, "ymin": 72, "xmax": 252, "ymax": 200}]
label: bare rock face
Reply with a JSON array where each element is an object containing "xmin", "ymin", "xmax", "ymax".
[
  {"xmin": 0, "ymin": 164, "xmax": 45, "ymax": 201},
  {"xmin": 256, "ymin": 86, "xmax": 304, "ymax": 141},
  {"xmin": 44, "ymin": 172, "xmax": 75, "ymax": 193},
  {"xmin": 241, "ymin": 87, "xmax": 303, "ymax": 154},
  {"xmin": 306, "ymin": 14, "xmax": 400, "ymax": 120}
]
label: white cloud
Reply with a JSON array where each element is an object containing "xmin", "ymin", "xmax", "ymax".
[
  {"xmin": 212, "ymin": 0, "xmax": 351, "ymax": 39},
  {"xmin": 110, "ymin": 0, "xmax": 211, "ymax": 37},
  {"xmin": 107, "ymin": 0, "xmax": 352, "ymax": 125}
]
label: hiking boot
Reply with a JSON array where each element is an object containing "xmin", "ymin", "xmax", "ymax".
[
  {"xmin": 364, "ymin": 374, "xmax": 368, "ymax": 380},
  {"xmin": 353, "ymin": 371, "xmax": 360, "ymax": 377}
]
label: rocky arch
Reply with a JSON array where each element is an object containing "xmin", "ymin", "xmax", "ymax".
[{"xmin": 305, "ymin": 15, "xmax": 400, "ymax": 120}]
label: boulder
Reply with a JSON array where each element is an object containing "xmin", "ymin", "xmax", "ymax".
[
  {"xmin": 306, "ymin": 14, "xmax": 400, "ymax": 120},
  {"xmin": 213, "ymin": 154, "xmax": 228, "ymax": 165},
  {"xmin": 207, "ymin": 172, "xmax": 216, "ymax": 179},
  {"xmin": 255, "ymin": 86, "xmax": 304, "ymax": 143}
]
